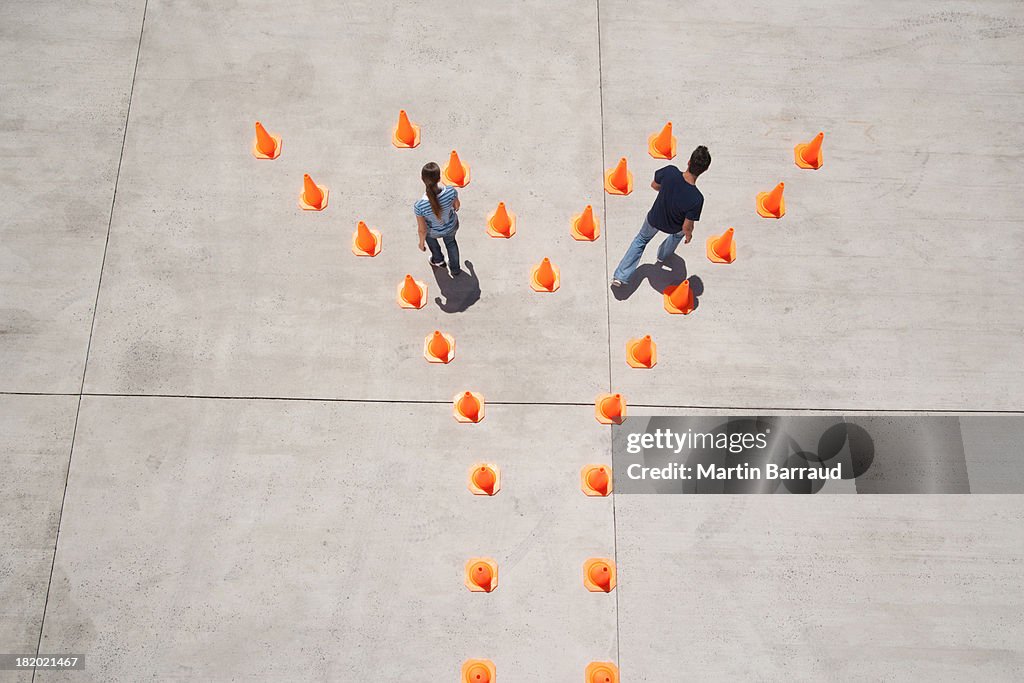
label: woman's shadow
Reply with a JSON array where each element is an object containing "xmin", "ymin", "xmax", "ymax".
[
  {"xmin": 610, "ymin": 254, "xmax": 703, "ymax": 306},
  {"xmin": 433, "ymin": 260, "xmax": 481, "ymax": 313}
]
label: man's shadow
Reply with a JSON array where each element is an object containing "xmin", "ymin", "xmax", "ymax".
[
  {"xmin": 433, "ymin": 260, "xmax": 481, "ymax": 313},
  {"xmin": 610, "ymin": 254, "xmax": 703, "ymax": 308}
]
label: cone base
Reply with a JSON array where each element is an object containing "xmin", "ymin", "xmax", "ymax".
[
  {"xmin": 581, "ymin": 464, "xmax": 613, "ymax": 496},
  {"xmin": 391, "ymin": 124, "xmax": 421, "ymax": 149},
  {"xmin": 794, "ymin": 143, "xmax": 822, "ymax": 169},
  {"xmin": 626, "ymin": 338, "xmax": 657, "ymax": 368},
  {"xmin": 647, "ymin": 132, "xmax": 677, "ymax": 160},
  {"xmin": 453, "ymin": 391, "xmax": 485, "ymax": 423},
  {"xmin": 468, "ymin": 463, "xmax": 500, "ymax": 496},
  {"xmin": 706, "ymin": 235, "xmax": 736, "ymax": 264},
  {"xmin": 461, "ymin": 660, "xmax": 496, "ymax": 683},
  {"xmin": 396, "ymin": 280, "xmax": 428, "ymax": 309},
  {"xmin": 351, "ymin": 229, "xmax": 382, "ymax": 257},
  {"xmin": 299, "ymin": 186, "xmax": 329, "ymax": 211},
  {"xmin": 663, "ymin": 284, "xmax": 695, "ymax": 315},
  {"xmin": 486, "ymin": 208, "xmax": 516, "ymax": 238},
  {"xmin": 252, "ymin": 135, "xmax": 282, "ymax": 159},
  {"xmin": 530, "ymin": 265, "xmax": 561, "ymax": 292},
  {"xmin": 571, "ymin": 213, "xmax": 601, "ymax": 241},
  {"xmin": 595, "ymin": 393, "xmax": 626, "ymax": 425},
  {"xmin": 443, "ymin": 163, "xmax": 470, "ymax": 188},
  {"xmin": 583, "ymin": 558, "xmax": 617, "ymax": 592},
  {"xmin": 423, "ymin": 332, "xmax": 455, "ymax": 363},
  {"xmin": 464, "ymin": 558, "xmax": 498, "ymax": 592},
  {"xmin": 604, "ymin": 168, "xmax": 633, "ymax": 195}
]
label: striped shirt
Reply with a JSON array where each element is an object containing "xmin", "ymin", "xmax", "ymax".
[{"xmin": 414, "ymin": 185, "xmax": 459, "ymax": 236}]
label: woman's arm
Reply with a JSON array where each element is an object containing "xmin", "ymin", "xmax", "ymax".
[
  {"xmin": 453, "ymin": 197, "xmax": 461, "ymax": 212},
  {"xmin": 416, "ymin": 214, "xmax": 428, "ymax": 251}
]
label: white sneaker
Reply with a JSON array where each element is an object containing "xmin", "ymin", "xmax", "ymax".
[{"xmin": 611, "ymin": 278, "xmax": 625, "ymax": 287}]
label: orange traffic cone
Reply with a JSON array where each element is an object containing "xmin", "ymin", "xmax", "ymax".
[
  {"xmin": 595, "ymin": 393, "xmax": 625, "ymax": 424},
  {"xmin": 794, "ymin": 132, "xmax": 824, "ymax": 170},
  {"xmin": 397, "ymin": 275, "xmax": 427, "ymax": 309},
  {"xmin": 604, "ymin": 157, "xmax": 633, "ymax": 195},
  {"xmin": 626, "ymin": 335, "xmax": 657, "ymax": 368},
  {"xmin": 571, "ymin": 205, "xmax": 600, "ymax": 241},
  {"xmin": 486, "ymin": 202, "xmax": 516, "ymax": 238},
  {"xmin": 756, "ymin": 182, "xmax": 785, "ymax": 218},
  {"xmin": 392, "ymin": 109, "xmax": 420, "ymax": 148},
  {"xmin": 423, "ymin": 330, "xmax": 455, "ymax": 363},
  {"xmin": 586, "ymin": 662, "xmax": 620, "ymax": 683},
  {"xmin": 443, "ymin": 149, "xmax": 470, "ymax": 187},
  {"xmin": 298, "ymin": 174, "xmax": 328, "ymax": 211},
  {"xmin": 465, "ymin": 558, "xmax": 498, "ymax": 592},
  {"xmin": 530, "ymin": 258, "xmax": 560, "ymax": 292},
  {"xmin": 462, "ymin": 660, "xmax": 496, "ymax": 683},
  {"xmin": 583, "ymin": 558, "xmax": 616, "ymax": 592},
  {"xmin": 706, "ymin": 227, "xmax": 736, "ymax": 264},
  {"xmin": 663, "ymin": 279, "xmax": 695, "ymax": 314},
  {"xmin": 351, "ymin": 221, "xmax": 382, "ymax": 257},
  {"xmin": 648, "ymin": 121, "xmax": 676, "ymax": 159},
  {"xmin": 454, "ymin": 391, "xmax": 485, "ymax": 423},
  {"xmin": 468, "ymin": 463, "xmax": 500, "ymax": 495},
  {"xmin": 581, "ymin": 464, "xmax": 612, "ymax": 496},
  {"xmin": 252, "ymin": 121, "xmax": 281, "ymax": 159}
]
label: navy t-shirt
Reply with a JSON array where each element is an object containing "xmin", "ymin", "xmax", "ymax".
[{"xmin": 646, "ymin": 165, "xmax": 704, "ymax": 234}]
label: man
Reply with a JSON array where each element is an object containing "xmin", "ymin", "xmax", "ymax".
[{"xmin": 611, "ymin": 145, "xmax": 711, "ymax": 287}]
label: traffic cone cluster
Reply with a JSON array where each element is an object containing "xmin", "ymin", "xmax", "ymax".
[
  {"xmin": 462, "ymin": 445, "xmax": 617, "ymax": 680},
  {"xmin": 756, "ymin": 132, "xmax": 826, "ymax": 216},
  {"xmin": 247, "ymin": 115, "xmax": 832, "ymax": 681}
]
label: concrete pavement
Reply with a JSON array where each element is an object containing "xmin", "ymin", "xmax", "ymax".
[{"xmin": 2, "ymin": 0, "xmax": 1023, "ymax": 680}]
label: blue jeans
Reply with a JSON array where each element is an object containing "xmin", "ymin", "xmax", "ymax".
[
  {"xmin": 426, "ymin": 232, "xmax": 461, "ymax": 275},
  {"xmin": 613, "ymin": 219, "xmax": 683, "ymax": 282}
]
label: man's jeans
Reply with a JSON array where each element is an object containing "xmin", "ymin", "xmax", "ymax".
[
  {"xmin": 613, "ymin": 219, "xmax": 683, "ymax": 282},
  {"xmin": 427, "ymin": 232, "xmax": 461, "ymax": 275}
]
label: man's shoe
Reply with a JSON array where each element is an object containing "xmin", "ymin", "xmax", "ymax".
[
  {"xmin": 429, "ymin": 259, "xmax": 446, "ymax": 268},
  {"xmin": 611, "ymin": 278, "xmax": 625, "ymax": 287}
]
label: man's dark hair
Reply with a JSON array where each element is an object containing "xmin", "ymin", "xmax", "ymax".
[{"xmin": 687, "ymin": 146, "xmax": 711, "ymax": 177}]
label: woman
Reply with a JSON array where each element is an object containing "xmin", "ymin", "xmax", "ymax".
[{"xmin": 414, "ymin": 162, "xmax": 462, "ymax": 276}]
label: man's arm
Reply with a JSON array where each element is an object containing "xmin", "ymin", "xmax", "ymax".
[
  {"xmin": 416, "ymin": 214, "xmax": 428, "ymax": 251},
  {"xmin": 682, "ymin": 218, "xmax": 694, "ymax": 244},
  {"xmin": 651, "ymin": 180, "xmax": 661, "ymax": 191}
]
